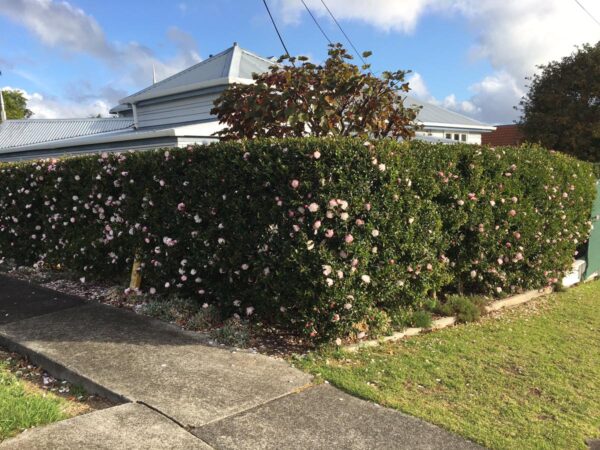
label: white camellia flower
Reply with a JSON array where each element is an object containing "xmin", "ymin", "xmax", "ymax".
[
  {"xmin": 361, "ymin": 274, "xmax": 371, "ymax": 284},
  {"xmin": 306, "ymin": 240, "xmax": 315, "ymax": 250},
  {"xmin": 371, "ymin": 229, "xmax": 380, "ymax": 237},
  {"xmin": 308, "ymin": 203, "xmax": 319, "ymax": 213}
]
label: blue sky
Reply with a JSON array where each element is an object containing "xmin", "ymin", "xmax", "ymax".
[{"xmin": 1, "ymin": 0, "xmax": 599, "ymax": 123}]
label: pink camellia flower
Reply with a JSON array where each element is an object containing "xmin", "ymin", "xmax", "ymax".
[
  {"xmin": 513, "ymin": 231, "xmax": 521, "ymax": 240},
  {"xmin": 515, "ymin": 252, "xmax": 524, "ymax": 261},
  {"xmin": 291, "ymin": 179, "xmax": 300, "ymax": 189},
  {"xmin": 356, "ymin": 219, "xmax": 365, "ymax": 227},
  {"xmin": 332, "ymin": 314, "xmax": 340, "ymax": 322},
  {"xmin": 313, "ymin": 151, "xmax": 321, "ymax": 159},
  {"xmin": 177, "ymin": 202, "xmax": 185, "ymax": 211},
  {"xmin": 365, "ymin": 203, "xmax": 372, "ymax": 211},
  {"xmin": 246, "ymin": 306, "xmax": 254, "ymax": 316},
  {"xmin": 325, "ymin": 229, "xmax": 334, "ymax": 238},
  {"xmin": 508, "ymin": 209, "xmax": 517, "ymax": 217},
  {"xmin": 313, "ymin": 220, "xmax": 322, "ymax": 230},
  {"xmin": 308, "ymin": 203, "xmax": 319, "ymax": 213},
  {"xmin": 345, "ymin": 234, "xmax": 354, "ymax": 244}
]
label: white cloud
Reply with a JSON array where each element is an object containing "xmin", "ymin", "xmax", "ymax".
[
  {"xmin": 277, "ymin": 0, "xmax": 600, "ymax": 123},
  {"xmin": 406, "ymin": 72, "xmax": 432, "ymax": 100},
  {"xmin": 274, "ymin": 0, "xmax": 440, "ymax": 33},
  {"xmin": 408, "ymin": 71, "xmax": 525, "ymax": 124},
  {"xmin": 3, "ymin": 86, "xmax": 111, "ymax": 118},
  {"xmin": 0, "ymin": 0, "xmax": 201, "ymax": 118}
]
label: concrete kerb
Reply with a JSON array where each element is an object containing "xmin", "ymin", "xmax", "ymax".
[
  {"xmin": 343, "ymin": 287, "xmax": 553, "ymax": 352},
  {"xmin": 0, "ymin": 332, "xmax": 130, "ymax": 405}
]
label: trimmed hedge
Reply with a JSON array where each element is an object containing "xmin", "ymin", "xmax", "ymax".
[{"xmin": 0, "ymin": 139, "xmax": 595, "ymax": 340}]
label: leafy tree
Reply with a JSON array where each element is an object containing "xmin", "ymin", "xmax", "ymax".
[
  {"xmin": 1, "ymin": 89, "xmax": 33, "ymax": 121},
  {"xmin": 519, "ymin": 42, "xmax": 600, "ymax": 162},
  {"xmin": 211, "ymin": 43, "xmax": 420, "ymax": 140}
]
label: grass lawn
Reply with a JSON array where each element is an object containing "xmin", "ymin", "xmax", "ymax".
[
  {"xmin": 0, "ymin": 358, "xmax": 86, "ymax": 441},
  {"xmin": 296, "ymin": 281, "xmax": 600, "ymax": 450}
]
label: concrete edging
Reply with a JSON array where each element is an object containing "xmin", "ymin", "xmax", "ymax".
[{"xmin": 343, "ymin": 287, "xmax": 553, "ymax": 352}]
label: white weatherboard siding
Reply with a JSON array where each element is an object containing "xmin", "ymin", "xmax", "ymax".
[
  {"xmin": 137, "ymin": 93, "xmax": 220, "ymax": 128},
  {"xmin": 416, "ymin": 129, "xmax": 483, "ymax": 145}
]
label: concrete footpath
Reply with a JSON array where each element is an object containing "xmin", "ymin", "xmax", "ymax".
[{"xmin": 0, "ymin": 275, "xmax": 482, "ymax": 450}]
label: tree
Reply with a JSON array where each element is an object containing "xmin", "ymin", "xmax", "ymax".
[
  {"xmin": 1, "ymin": 89, "xmax": 33, "ymax": 121},
  {"xmin": 211, "ymin": 43, "xmax": 420, "ymax": 140},
  {"xmin": 519, "ymin": 42, "xmax": 600, "ymax": 162}
]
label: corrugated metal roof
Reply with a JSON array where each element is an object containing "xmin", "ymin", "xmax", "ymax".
[
  {"xmin": 0, "ymin": 118, "xmax": 134, "ymax": 150},
  {"xmin": 406, "ymin": 96, "xmax": 492, "ymax": 129},
  {"xmin": 120, "ymin": 43, "xmax": 275, "ymax": 104}
]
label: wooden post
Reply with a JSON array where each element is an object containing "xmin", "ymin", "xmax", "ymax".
[{"xmin": 129, "ymin": 255, "xmax": 142, "ymax": 290}]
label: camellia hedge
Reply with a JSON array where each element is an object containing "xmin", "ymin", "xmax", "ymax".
[{"xmin": 0, "ymin": 139, "xmax": 595, "ymax": 340}]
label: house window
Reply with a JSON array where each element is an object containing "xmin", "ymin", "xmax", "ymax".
[
  {"xmin": 445, "ymin": 133, "xmax": 452, "ymax": 140},
  {"xmin": 461, "ymin": 134, "xmax": 467, "ymax": 142},
  {"xmin": 454, "ymin": 133, "xmax": 460, "ymax": 141}
]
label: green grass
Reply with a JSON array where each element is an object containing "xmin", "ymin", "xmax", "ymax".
[
  {"xmin": 0, "ymin": 363, "xmax": 70, "ymax": 441},
  {"xmin": 296, "ymin": 281, "xmax": 600, "ymax": 450}
]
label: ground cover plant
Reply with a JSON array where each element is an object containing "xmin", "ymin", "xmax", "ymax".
[
  {"xmin": 0, "ymin": 138, "xmax": 594, "ymax": 341},
  {"xmin": 295, "ymin": 281, "xmax": 600, "ymax": 450}
]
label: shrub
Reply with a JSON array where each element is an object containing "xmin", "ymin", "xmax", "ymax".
[
  {"xmin": 187, "ymin": 305, "xmax": 221, "ymax": 331},
  {"xmin": 410, "ymin": 310, "xmax": 433, "ymax": 329},
  {"xmin": 211, "ymin": 318, "xmax": 250, "ymax": 347},
  {"xmin": 437, "ymin": 295, "xmax": 488, "ymax": 323},
  {"xmin": 0, "ymin": 138, "xmax": 594, "ymax": 341}
]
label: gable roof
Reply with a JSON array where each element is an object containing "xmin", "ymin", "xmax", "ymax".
[
  {"xmin": 119, "ymin": 43, "xmax": 276, "ymax": 105},
  {"xmin": 0, "ymin": 118, "xmax": 134, "ymax": 151},
  {"xmin": 405, "ymin": 96, "xmax": 495, "ymax": 131}
]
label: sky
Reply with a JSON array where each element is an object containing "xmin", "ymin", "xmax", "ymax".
[{"xmin": 1, "ymin": 0, "xmax": 599, "ymax": 124}]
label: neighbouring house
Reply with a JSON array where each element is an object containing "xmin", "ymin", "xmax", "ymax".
[
  {"xmin": 481, "ymin": 124, "xmax": 525, "ymax": 147},
  {"xmin": 0, "ymin": 43, "xmax": 495, "ymax": 161}
]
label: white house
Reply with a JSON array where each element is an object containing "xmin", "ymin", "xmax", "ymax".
[{"xmin": 0, "ymin": 43, "xmax": 494, "ymax": 161}]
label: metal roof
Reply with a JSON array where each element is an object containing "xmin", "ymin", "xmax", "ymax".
[
  {"xmin": 406, "ymin": 96, "xmax": 494, "ymax": 130},
  {"xmin": 119, "ymin": 43, "xmax": 276, "ymax": 105},
  {"xmin": 0, "ymin": 118, "xmax": 134, "ymax": 151}
]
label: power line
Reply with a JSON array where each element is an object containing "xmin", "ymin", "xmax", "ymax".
[
  {"xmin": 301, "ymin": 0, "xmax": 332, "ymax": 44},
  {"xmin": 262, "ymin": 0, "xmax": 292, "ymax": 56},
  {"xmin": 319, "ymin": 0, "xmax": 368, "ymax": 67},
  {"xmin": 573, "ymin": 0, "xmax": 600, "ymax": 27}
]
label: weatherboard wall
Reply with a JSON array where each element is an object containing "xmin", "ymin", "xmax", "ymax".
[{"xmin": 136, "ymin": 93, "xmax": 221, "ymax": 128}]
